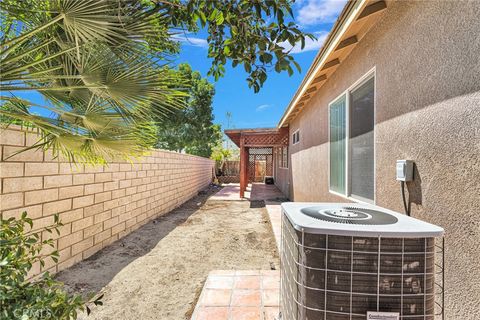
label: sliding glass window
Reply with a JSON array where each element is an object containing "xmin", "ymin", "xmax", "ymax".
[
  {"xmin": 349, "ymin": 77, "xmax": 375, "ymax": 201},
  {"xmin": 329, "ymin": 95, "xmax": 346, "ymax": 194},
  {"xmin": 329, "ymin": 74, "xmax": 375, "ymax": 202}
]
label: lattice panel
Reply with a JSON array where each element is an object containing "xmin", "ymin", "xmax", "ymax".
[
  {"xmin": 248, "ymin": 148, "xmax": 273, "ymax": 182},
  {"xmin": 244, "ymin": 132, "xmax": 288, "ymax": 146}
]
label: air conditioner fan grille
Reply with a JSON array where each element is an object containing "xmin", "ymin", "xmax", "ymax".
[{"xmin": 300, "ymin": 206, "xmax": 398, "ymax": 225}]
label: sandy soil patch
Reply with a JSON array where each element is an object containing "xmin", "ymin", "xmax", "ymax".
[{"xmin": 56, "ymin": 186, "xmax": 279, "ymax": 320}]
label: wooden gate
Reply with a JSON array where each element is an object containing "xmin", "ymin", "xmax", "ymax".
[{"xmin": 248, "ymin": 148, "xmax": 273, "ymax": 182}]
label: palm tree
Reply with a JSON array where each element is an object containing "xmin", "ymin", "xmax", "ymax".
[{"xmin": 0, "ymin": 0, "xmax": 185, "ymax": 164}]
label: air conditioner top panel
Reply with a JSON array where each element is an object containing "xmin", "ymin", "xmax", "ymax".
[{"xmin": 281, "ymin": 202, "xmax": 444, "ymax": 237}]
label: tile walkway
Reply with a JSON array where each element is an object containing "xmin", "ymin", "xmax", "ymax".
[
  {"xmin": 191, "ymin": 183, "xmax": 285, "ymax": 320},
  {"xmin": 191, "ymin": 270, "xmax": 280, "ymax": 320}
]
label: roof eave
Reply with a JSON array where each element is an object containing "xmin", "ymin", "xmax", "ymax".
[{"xmin": 277, "ymin": 0, "xmax": 369, "ymax": 128}]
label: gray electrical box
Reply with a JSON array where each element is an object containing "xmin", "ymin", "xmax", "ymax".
[{"xmin": 396, "ymin": 160, "xmax": 414, "ymax": 181}]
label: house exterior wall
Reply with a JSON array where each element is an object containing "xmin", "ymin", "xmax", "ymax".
[
  {"xmin": 287, "ymin": 1, "xmax": 480, "ymax": 319},
  {"xmin": 0, "ymin": 127, "xmax": 214, "ymax": 276}
]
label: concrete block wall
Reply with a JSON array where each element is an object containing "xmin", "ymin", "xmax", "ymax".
[{"xmin": 0, "ymin": 127, "xmax": 214, "ymax": 275}]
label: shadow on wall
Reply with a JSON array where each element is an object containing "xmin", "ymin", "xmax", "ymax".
[
  {"xmin": 55, "ymin": 188, "xmax": 218, "ymax": 295},
  {"xmin": 407, "ymin": 163, "xmax": 423, "ymax": 207}
]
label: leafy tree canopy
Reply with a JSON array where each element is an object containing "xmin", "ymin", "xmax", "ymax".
[
  {"xmin": 156, "ymin": 63, "xmax": 221, "ymax": 158},
  {"xmin": 1, "ymin": 0, "xmax": 313, "ymax": 163}
]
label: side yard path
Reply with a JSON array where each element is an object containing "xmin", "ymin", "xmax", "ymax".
[{"xmin": 56, "ymin": 185, "xmax": 279, "ymax": 320}]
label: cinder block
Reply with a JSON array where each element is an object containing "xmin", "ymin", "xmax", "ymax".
[
  {"xmin": 2, "ymin": 204, "xmax": 43, "ymax": 220},
  {"xmin": 111, "ymin": 189, "xmax": 126, "ymax": 199},
  {"xmin": 0, "ymin": 129, "xmax": 25, "ymax": 146},
  {"xmin": 84, "ymin": 166, "xmax": 103, "ymax": 173},
  {"xmin": 84, "ymin": 223, "xmax": 103, "ymax": 238},
  {"xmin": 94, "ymin": 191, "xmax": 112, "ymax": 204},
  {"xmin": 0, "ymin": 162, "xmax": 24, "ymax": 178},
  {"xmin": 58, "ymin": 230, "xmax": 83, "ymax": 250},
  {"xmin": 30, "ymin": 215, "xmax": 55, "ymax": 231},
  {"xmin": 59, "ymin": 185, "xmax": 84, "ymax": 199},
  {"xmin": 57, "ymin": 247, "xmax": 72, "ymax": 263},
  {"xmin": 72, "ymin": 195, "xmax": 94, "ymax": 209},
  {"xmin": 72, "ymin": 216, "xmax": 94, "ymax": 232},
  {"xmin": 25, "ymin": 189, "xmax": 58, "ymax": 206},
  {"xmin": 42, "ymin": 223, "xmax": 71, "ymax": 241},
  {"xmin": 84, "ymin": 203, "xmax": 104, "ymax": 217},
  {"xmin": 3, "ymin": 176, "xmax": 43, "ymax": 193},
  {"xmin": 103, "ymin": 163, "xmax": 119, "ymax": 172},
  {"xmin": 43, "ymin": 199, "xmax": 72, "ymax": 216},
  {"xmin": 44, "ymin": 175, "xmax": 73, "ymax": 188},
  {"xmin": 59, "ymin": 163, "xmax": 84, "ymax": 174},
  {"xmin": 119, "ymin": 163, "xmax": 131, "ymax": 171},
  {"xmin": 59, "ymin": 208, "xmax": 84, "ymax": 224},
  {"xmin": 94, "ymin": 172, "xmax": 112, "ymax": 183},
  {"xmin": 119, "ymin": 179, "xmax": 131, "ymax": 188},
  {"xmin": 94, "ymin": 210, "xmax": 111, "ymax": 224},
  {"xmin": 3, "ymin": 146, "xmax": 43, "ymax": 162},
  {"xmin": 112, "ymin": 172, "xmax": 126, "ymax": 181},
  {"xmin": 73, "ymin": 174, "xmax": 94, "ymax": 185},
  {"xmin": 25, "ymin": 163, "xmax": 59, "ymax": 176},
  {"xmin": 94, "ymin": 229, "xmax": 111, "ymax": 244},
  {"xmin": 111, "ymin": 221, "xmax": 126, "ymax": 235},
  {"xmin": 103, "ymin": 216, "xmax": 119, "ymax": 230},
  {"xmin": 103, "ymin": 199, "xmax": 120, "ymax": 211},
  {"xmin": 104, "ymin": 181, "xmax": 119, "ymax": 191},
  {"xmin": 71, "ymin": 237, "xmax": 94, "ymax": 256},
  {"xmin": 56, "ymin": 253, "xmax": 82, "ymax": 272},
  {"xmin": 84, "ymin": 183, "xmax": 103, "ymax": 195},
  {"xmin": 0, "ymin": 192, "xmax": 23, "ymax": 211}
]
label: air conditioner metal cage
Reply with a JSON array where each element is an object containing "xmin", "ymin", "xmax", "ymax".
[{"xmin": 280, "ymin": 203, "xmax": 445, "ymax": 320}]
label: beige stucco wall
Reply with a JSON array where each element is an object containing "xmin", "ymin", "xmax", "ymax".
[
  {"xmin": 0, "ymin": 126, "xmax": 214, "ymax": 276},
  {"xmin": 287, "ymin": 1, "xmax": 480, "ymax": 319}
]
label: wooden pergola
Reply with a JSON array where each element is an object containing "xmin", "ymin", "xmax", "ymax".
[{"xmin": 225, "ymin": 128, "xmax": 289, "ymax": 198}]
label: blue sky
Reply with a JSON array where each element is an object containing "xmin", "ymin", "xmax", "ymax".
[
  {"xmin": 174, "ymin": 0, "xmax": 347, "ymax": 130},
  {"xmin": 17, "ymin": 0, "xmax": 346, "ymax": 132}
]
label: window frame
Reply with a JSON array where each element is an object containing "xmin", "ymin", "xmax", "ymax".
[
  {"xmin": 278, "ymin": 146, "xmax": 288, "ymax": 169},
  {"xmin": 327, "ymin": 67, "xmax": 376, "ymax": 204},
  {"xmin": 292, "ymin": 129, "xmax": 300, "ymax": 145}
]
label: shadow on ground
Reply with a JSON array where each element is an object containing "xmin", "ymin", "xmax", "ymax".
[
  {"xmin": 56, "ymin": 185, "xmax": 222, "ymax": 296},
  {"xmin": 56, "ymin": 184, "xmax": 279, "ymax": 320}
]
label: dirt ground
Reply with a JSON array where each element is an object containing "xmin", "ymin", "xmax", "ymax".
[{"xmin": 56, "ymin": 186, "xmax": 279, "ymax": 320}]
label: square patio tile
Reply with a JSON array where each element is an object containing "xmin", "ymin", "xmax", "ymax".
[
  {"xmin": 194, "ymin": 307, "xmax": 229, "ymax": 320},
  {"xmin": 209, "ymin": 270, "xmax": 236, "ymax": 276},
  {"xmin": 234, "ymin": 276, "xmax": 261, "ymax": 289},
  {"xmin": 205, "ymin": 276, "xmax": 234, "ymax": 289},
  {"xmin": 260, "ymin": 270, "xmax": 279, "ymax": 276},
  {"xmin": 200, "ymin": 289, "xmax": 232, "ymax": 306},
  {"xmin": 231, "ymin": 290, "xmax": 261, "ymax": 306},
  {"xmin": 262, "ymin": 275, "xmax": 280, "ymax": 289},
  {"xmin": 263, "ymin": 307, "xmax": 280, "ymax": 320},
  {"xmin": 236, "ymin": 270, "xmax": 261, "ymax": 276},
  {"xmin": 262, "ymin": 289, "xmax": 280, "ymax": 306},
  {"xmin": 230, "ymin": 307, "xmax": 261, "ymax": 320}
]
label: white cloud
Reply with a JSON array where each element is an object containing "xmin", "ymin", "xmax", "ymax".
[
  {"xmin": 281, "ymin": 31, "xmax": 329, "ymax": 54},
  {"xmin": 296, "ymin": 0, "xmax": 347, "ymax": 26},
  {"xmin": 171, "ymin": 33, "xmax": 208, "ymax": 48},
  {"xmin": 256, "ymin": 104, "xmax": 273, "ymax": 112}
]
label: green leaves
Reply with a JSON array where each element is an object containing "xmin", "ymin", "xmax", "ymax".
[
  {"xmin": 158, "ymin": 0, "xmax": 313, "ymax": 92},
  {"xmin": 0, "ymin": 212, "xmax": 104, "ymax": 319},
  {"xmin": 0, "ymin": 0, "xmax": 184, "ymax": 164},
  {"xmin": 155, "ymin": 63, "xmax": 221, "ymax": 158}
]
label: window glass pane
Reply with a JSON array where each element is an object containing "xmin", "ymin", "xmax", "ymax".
[
  {"xmin": 350, "ymin": 77, "xmax": 375, "ymax": 201},
  {"xmin": 282, "ymin": 147, "xmax": 288, "ymax": 168},
  {"xmin": 329, "ymin": 95, "xmax": 346, "ymax": 194}
]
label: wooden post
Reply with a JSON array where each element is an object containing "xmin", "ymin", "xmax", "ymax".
[{"xmin": 239, "ymin": 134, "xmax": 246, "ymax": 198}]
